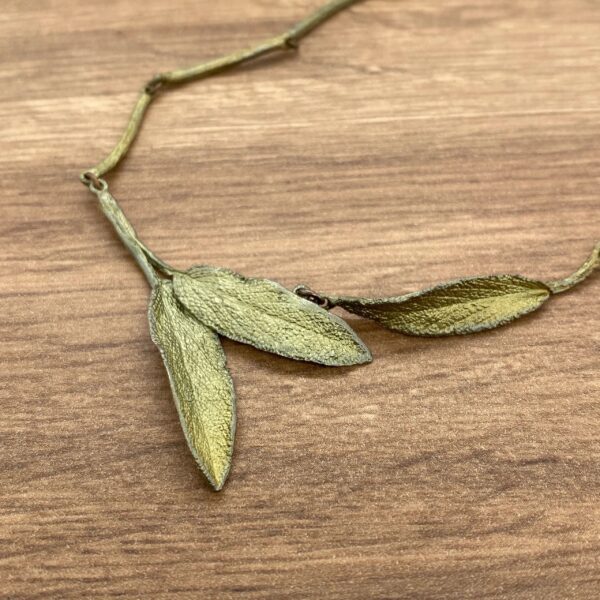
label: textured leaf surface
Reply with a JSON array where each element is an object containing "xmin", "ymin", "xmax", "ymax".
[
  {"xmin": 330, "ymin": 275, "xmax": 552, "ymax": 336},
  {"xmin": 173, "ymin": 266, "xmax": 371, "ymax": 366},
  {"xmin": 149, "ymin": 280, "xmax": 235, "ymax": 490}
]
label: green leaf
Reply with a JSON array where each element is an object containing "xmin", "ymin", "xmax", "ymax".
[
  {"xmin": 328, "ymin": 275, "xmax": 552, "ymax": 336},
  {"xmin": 148, "ymin": 280, "xmax": 236, "ymax": 490},
  {"xmin": 172, "ymin": 266, "xmax": 372, "ymax": 366}
]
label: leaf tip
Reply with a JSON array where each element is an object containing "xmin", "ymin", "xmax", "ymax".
[
  {"xmin": 212, "ymin": 478, "xmax": 227, "ymax": 492},
  {"xmin": 316, "ymin": 325, "xmax": 372, "ymax": 366},
  {"xmin": 199, "ymin": 457, "xmax": 232, "ymax": 491},
  {"xmin": 357, "ymin": 343, "xmax": 373, "ymax": 365},
  {"xmin": 335, "ymin": 338, "xmax": 373, "ymax": 367}
]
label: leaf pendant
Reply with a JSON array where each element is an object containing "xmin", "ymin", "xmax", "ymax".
[
  {"xmin": 149, "ymin": 280, "xmax": 236, "ymax": 490},
  {"xmin": 172, "ymin": 266, "xmax": 371, "ymax": 366},
  {"xmin": 88, "ymin": 175, "xmax": 598, "ymax": 491},
  {"xmin": 329, "ymin": 275, "xmax": 552, "ymax": 336}
]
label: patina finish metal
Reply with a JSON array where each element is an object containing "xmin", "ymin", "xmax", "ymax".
[
  {"xmin": 81, "ymin": 0, "xmax": 363, "ymax": 181},
  {"xmin": 82, "ymin": 0, "xmax": 599, "ymax": 490}
]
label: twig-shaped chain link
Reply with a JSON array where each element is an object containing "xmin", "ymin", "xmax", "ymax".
[{"xmin": 80, "ymin": 0, "xmax": 362, "ymax": 183}]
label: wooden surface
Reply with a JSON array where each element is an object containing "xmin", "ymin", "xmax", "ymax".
[{"xmin": 1, "ymin": 1, "xmax": 599, "ymax": 598}]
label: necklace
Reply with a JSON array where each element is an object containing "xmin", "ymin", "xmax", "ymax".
[{"xmin": 81, "ymin": 0, "xmax": 599, "ymax": 491}]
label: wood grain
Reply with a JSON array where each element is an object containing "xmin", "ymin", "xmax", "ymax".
[{"xmin": 1, "ymin": 1, "xmax": 599, "ymax": 598}]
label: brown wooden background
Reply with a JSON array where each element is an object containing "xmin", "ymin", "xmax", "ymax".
[{"xmin": 1, "ymin": 1, "xmax": 599, "ymax": 598}]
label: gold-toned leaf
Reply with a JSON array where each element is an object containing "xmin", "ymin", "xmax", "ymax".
[
  {"xmin": 328, "ymin": 275, "xmax": 552, "ymax": 336},
  {"xmin": 172, "ymin": 266, "xmax": 371, "ymax": 366},
  {"xmin": 148, "ymin": 280, "xmax": 235, "ymax": 490}
]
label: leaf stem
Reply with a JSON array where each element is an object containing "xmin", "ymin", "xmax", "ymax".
[
  {"xmin": 80, "ymin": 0, "xmax": 363, "ymax": 181},
  {"xmin": 545, "ymin": 242, "xmax": 600, "ymax": 293},
  {"xmin": 135, "ymin": 239, "xmax": 178, "ymax": 277},
  {"xmin": 90, "ymin": 181, "xmax": 177, "ymax": 286}
]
